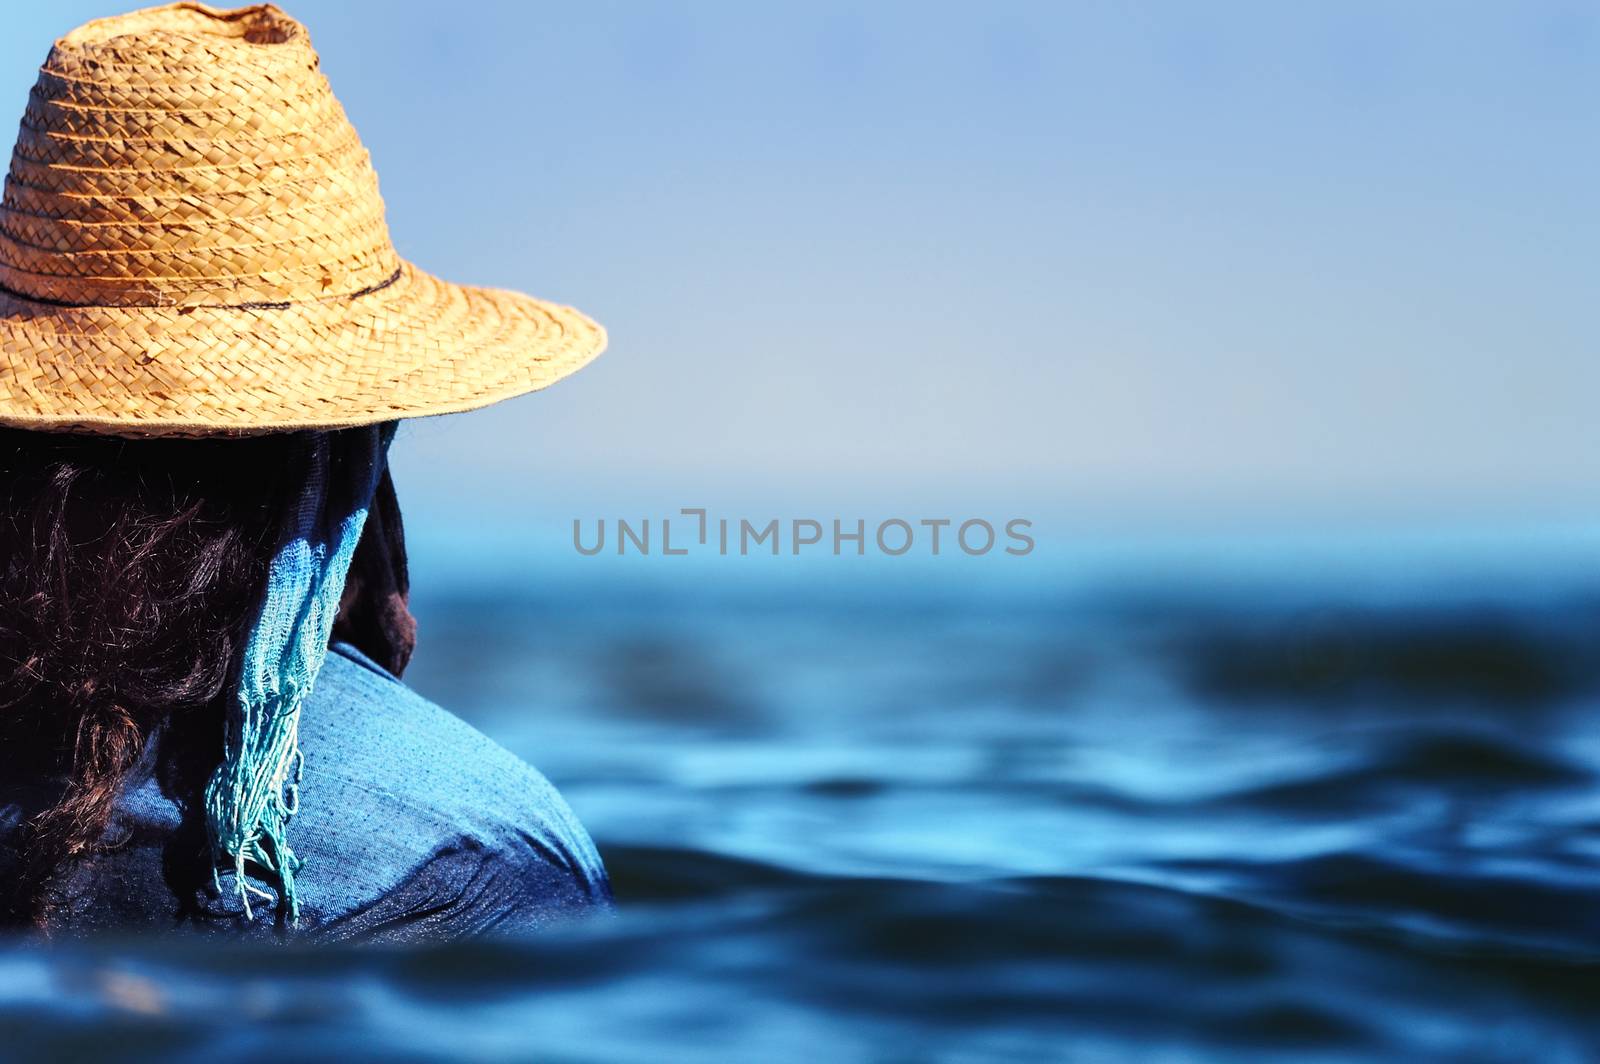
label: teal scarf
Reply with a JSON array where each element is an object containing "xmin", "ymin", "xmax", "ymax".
[{"xmin": 204, "ymin": 422, "xmax": 396, "ymax": 922}]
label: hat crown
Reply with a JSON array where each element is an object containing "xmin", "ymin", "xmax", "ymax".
[{"xmin": 0, "ymin": 2, "xmax": 399, "ymax": 308}]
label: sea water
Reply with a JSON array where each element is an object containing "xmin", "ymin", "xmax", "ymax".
[{"xmin": 3, "ymin": 537, "xmax": 1599, "ymax": 1062}]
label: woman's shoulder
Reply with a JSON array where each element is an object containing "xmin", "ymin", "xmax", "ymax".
[{"xmin": 277, "ymin": 644, "xmax": 613, "ymax": 937}]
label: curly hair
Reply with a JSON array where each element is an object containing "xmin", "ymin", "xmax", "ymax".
[{"xmin": 0, "ymin": 428, "xmax": 411, "ymax": 927}]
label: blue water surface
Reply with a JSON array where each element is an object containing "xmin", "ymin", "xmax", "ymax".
[{"xmin": 4, "ymin": 536, "xmax": 1600, "ymax": 1062}]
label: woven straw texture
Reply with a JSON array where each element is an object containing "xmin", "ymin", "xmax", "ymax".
[{"xmin": 0, "ymin": 2, "xmax": 605, "ymax": 437}]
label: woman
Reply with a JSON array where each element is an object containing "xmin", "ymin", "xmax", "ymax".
[{"xmin": 0, "ymin": 3, "xmax": 610, "ymax": 937}]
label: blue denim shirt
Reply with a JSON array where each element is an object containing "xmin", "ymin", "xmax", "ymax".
[{"xmin": 1, "ymin": 643, "xmax": 611, "ymax": 940}]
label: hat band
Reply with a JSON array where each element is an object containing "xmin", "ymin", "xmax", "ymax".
[{"xmin": 0, "ymin": 265, "xmax": 404, "ymax": 312}]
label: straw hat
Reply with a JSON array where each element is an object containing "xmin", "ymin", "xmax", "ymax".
[{"xmin": 0, "ymin": 3, "xmax": 605, "ymax": 437}]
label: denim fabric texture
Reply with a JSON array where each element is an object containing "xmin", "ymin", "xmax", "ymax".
[{"xmin": 0, "ymin": 643, "xmax": 612, "ymax": 941}]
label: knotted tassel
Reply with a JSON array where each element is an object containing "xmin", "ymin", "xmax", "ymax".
[{"xmin": 204, "ymin": 422, "xmax": 396, "ymax": 923}]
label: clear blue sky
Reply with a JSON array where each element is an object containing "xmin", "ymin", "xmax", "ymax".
[{"xmin": 1, "ymin": 2, "xmax": 1595, "ymax": 532}]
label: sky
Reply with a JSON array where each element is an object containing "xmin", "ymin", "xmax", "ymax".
[{"xmin": 0, "ymin": 1, "xmax": 1595, "ymax": 541}]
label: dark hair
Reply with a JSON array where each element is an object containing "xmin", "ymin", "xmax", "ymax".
[{"xmin": 0, "ymin": 427, "xmax": 412, "ymax": 926}]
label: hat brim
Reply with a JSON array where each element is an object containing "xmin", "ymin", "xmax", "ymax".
[{"xmin": 0, "ymin": 261, "xmax": 605, "ymax": 437}]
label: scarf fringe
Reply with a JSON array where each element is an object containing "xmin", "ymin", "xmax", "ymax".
[{"xmin": 203, "ymin": 424, "xmax": 393, "ymax": 924}]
